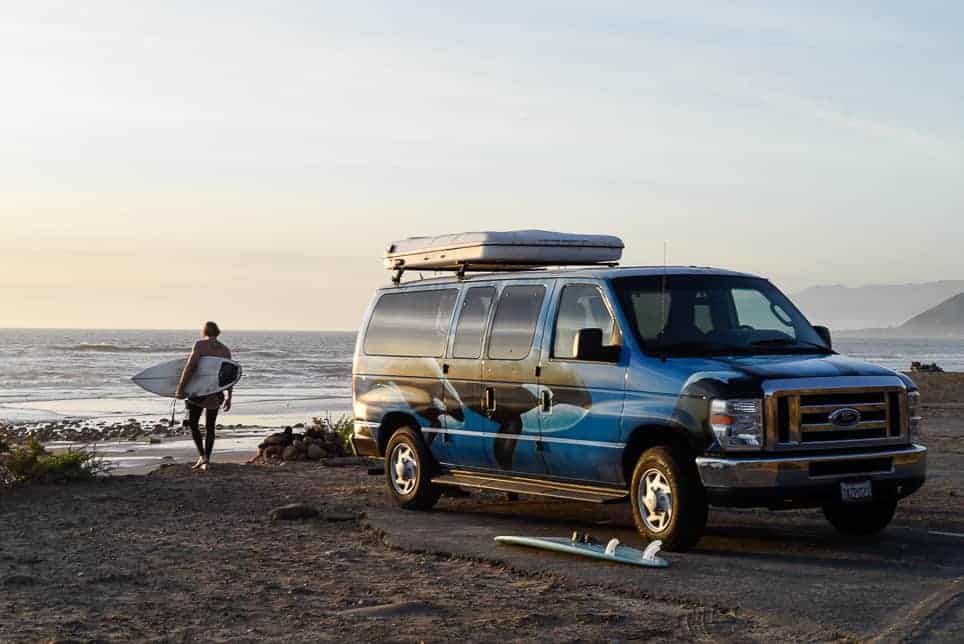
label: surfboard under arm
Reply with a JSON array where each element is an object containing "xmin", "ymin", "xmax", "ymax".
[{"xmin": 131, "ymin": 357, "xmax": 243, "ymax": 398}]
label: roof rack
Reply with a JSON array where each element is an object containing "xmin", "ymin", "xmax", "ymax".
[{"xmin": 389, "ymin": 260, "xmax": 619, "ymax": 285}]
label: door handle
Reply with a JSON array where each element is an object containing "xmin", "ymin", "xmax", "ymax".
[
  {"xmin": 541, "ymin": 389, "xmax": 552, "ymax": 413},
  {"xmin": 483, "ymin": 387, "xmax": 496, "ymax": 414}
]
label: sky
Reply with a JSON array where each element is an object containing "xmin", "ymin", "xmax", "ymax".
[{"xmin": 2, "ymin": 1, "xmax": 962, "ymax": 330}]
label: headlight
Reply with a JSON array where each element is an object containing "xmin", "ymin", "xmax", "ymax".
[
  {"xmin": 710, "ymin": 399, "xmax": 764, "ymax": 451},
  {"xmin": 907, "ymin": 390, "xmax": 922, "ymax": 442}
]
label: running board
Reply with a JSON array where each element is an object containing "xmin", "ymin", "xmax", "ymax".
[{"xmin": 431, "ymin": 470, "xmax": 628, "ymax": 504}]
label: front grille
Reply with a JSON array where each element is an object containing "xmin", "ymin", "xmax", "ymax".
[{"xmin": 769, "ymin": 387, "xmax": 906, "ymax": 448}]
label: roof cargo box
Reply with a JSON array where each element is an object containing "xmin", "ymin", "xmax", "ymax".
[{"xmin": 384, "ymin": 230, "xmax": 623, "ymax": 276}]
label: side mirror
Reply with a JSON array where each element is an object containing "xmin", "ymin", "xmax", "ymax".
[
  {"xmin": 813, "ymin": 325, "xmax": 832, "ymax": 350},
  {"xmin": 573, "ymin": 328, "xmax": 620, "ymax": 363}
]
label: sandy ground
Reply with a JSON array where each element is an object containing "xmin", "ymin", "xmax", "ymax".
[{"xmin": 0, "ymin": 404, "xmax": 961, "ymax": 643}]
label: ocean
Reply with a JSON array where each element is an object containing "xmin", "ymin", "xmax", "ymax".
[
  {"xmin": 1, "ymin": 329, "xmax": 962, "ymax": 428},
  {"xmin": 0, "ymin": 329, "xmax": 355, "ymax": 427}
]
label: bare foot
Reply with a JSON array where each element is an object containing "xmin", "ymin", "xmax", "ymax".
[
  {"xmin": 200, "ymin": 461, "xmax": 209, "ymax": 472},
  {"xmin": 191, "ymin": 457, "xmax": 205, "ymax": 470}
]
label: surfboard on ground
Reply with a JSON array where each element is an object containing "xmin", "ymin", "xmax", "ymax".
[
  {"xmin": 132, "ymin": 357, "xmax": 242, "ymax": 398},
  {"xmin": 494, "ymin": 535, "xmax": 669, "ymax": 568}
]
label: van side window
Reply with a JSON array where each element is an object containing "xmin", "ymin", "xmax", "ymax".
[
  {"xmin": 452, "ymin": 287, "xmax": 496, "ymax": 359},
  {"xmin": 364, "ymin": 289, "xmax": 458, "ymax": 357},
  {"xmin": 487, "ymin": 285, "xmax": 546, "ymax": 360},
  {"xmin": 553, "ymin": 285, "xmax": 616, "ymax": 359}
]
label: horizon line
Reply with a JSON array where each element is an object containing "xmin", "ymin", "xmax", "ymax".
[{"xmin": 0, "ymin": 326, "xmax": 359, "ymax": 333}]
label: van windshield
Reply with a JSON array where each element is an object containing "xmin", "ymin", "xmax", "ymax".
[{"xmin": 612, "ymin": 275, "xmax": 832, "ymax": 357}]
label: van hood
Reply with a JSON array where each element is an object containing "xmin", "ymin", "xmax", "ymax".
[
  {"xmin": 674, "ymin": 352, "xmax": 913, "ymax": 400},
  {"xmin": 710, "ymin": 353, "xmax": 899, "ymax": 380}
]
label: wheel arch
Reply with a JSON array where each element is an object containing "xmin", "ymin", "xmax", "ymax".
[
  {"xmin": 622, "ymin": 424, "xmax": 697, "ymax": 485},
  {"xmin": 376, "ymin": 412, "xmax": 423, "ymax": 456}
]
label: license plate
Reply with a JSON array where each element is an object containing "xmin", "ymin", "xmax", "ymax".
[{"xmin": 840, "ymin": 480, "xmax": 873, "ymax": 503}]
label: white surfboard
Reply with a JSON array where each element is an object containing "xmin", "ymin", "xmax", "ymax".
[
  {"xmin": 131, "ymin": 357, "xmax": 242, "ymax": 398},
  {"xmin": 494, "ymin": 535, "xmax": 669, "ymax": 568}
]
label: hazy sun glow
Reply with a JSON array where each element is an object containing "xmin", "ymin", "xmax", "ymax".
[{"xmin": 2, "ymin": 2, "xmax": 961, "ymax": 329}]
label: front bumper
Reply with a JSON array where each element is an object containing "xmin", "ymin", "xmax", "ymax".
[{"xmin": 696, "ymin": 444, "xmax": 927, "ymax": 508}]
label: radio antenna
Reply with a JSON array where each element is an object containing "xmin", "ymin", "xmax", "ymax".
[{"xmin": 660, "ymin": 241, "xmax": 668, "ymax": 342}]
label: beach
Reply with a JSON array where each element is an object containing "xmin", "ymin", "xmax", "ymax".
[
  {"xmin": 1, "ymin": 391, "xmax": 962, "ymax": 642},
  {"xmin": 2, "ymin": 333, "xmax": 964, "ymax": 640}
]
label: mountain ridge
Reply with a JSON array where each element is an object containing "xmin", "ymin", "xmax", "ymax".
[
  {"xmin": 900, "ymin": 292, "xmax": 964, "ymax": 334},
  {"xmin": 792, "ymin": 280, "xmax": 964, "ymax": 331}
]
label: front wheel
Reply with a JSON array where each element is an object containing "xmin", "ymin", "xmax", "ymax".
[
  {"xmin": 823, "ymin": 497, "xmax": 897, "ymax": 536},
  {"xmin": 384, "ymin": 427, "xmax": 441, "ymax": 511},
  {"xmin": 630, "ymin": 446, "xmax": 708, "ymax": 552}
]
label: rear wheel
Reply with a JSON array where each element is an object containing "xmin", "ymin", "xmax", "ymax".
[
  {"xmin": 823, "ymin": 498, "xmax": 897, "ymax": 536},
  {"xmin": 384, "ymin": 427, "xmax": 441, "ymax": 510},
  {"xmin": 630, "ymin": 446, "xmax": 708, "ymax": 552}
]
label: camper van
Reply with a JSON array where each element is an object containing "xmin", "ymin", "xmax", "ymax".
[{"xmin": 351, "ymin": 232, "xmax": 926, "ymax": 551}]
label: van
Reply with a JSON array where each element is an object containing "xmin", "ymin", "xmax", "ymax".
[{"xmin": 351, "ymin": 265, "xmax": 926, "ymax": 551}]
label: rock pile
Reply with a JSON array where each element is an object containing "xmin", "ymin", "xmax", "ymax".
[
  {"xmin": 0, "ymin": 418, "xmax": 251, "ymax": 445},
  {"xmin": 911, "ymin": 361, "xmax": 944, "ymax": 373},
  {"xmin": 250, "ymin": 424, "xmax": 350, "ymax": 463}
]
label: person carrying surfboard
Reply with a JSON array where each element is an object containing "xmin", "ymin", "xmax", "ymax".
[{"xmin": 175, "ymin": 321, "xmax": 233, "ymax": 471}]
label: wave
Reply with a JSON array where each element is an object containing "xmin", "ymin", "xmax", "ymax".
[
  {"xmin": 57, "ymin": 343, "xmax": 185, "ymax": 354},
  {"xmin": 241, "ymin": 350, "xmax": 290, "ymax": 358}
]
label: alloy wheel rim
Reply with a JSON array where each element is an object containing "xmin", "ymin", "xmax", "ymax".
[
  {"xmin": 390, "ymin": 443, "xmax": 419, "ymax": 495},
  {"xmin": 639, "ymin": 468, "xmax": 673, "ymax": 533}
]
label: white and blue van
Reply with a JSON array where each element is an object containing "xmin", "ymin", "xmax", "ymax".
[{"xmin": 351, "ymin": 233, "xmax": 926, "ymax": 551}]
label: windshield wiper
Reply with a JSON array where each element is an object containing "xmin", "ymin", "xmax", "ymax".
[{"xmin": 749, "ymin": 338, "xmax": 831, "ymax": 352}]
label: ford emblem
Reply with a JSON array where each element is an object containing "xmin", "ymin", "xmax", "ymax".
[{"xmin": 829, "ymin": 408, "xmax": 861, "ymax": 428}]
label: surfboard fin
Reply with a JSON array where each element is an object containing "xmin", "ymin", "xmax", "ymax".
[
  {"xmin": 642, "ymin": 540, "xmax": 663, "ymax": 562},
  {"xmin": 605, "ymin": 538, "xmax": 621, "ymax": 556}
]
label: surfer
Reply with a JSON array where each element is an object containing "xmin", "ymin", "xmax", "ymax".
[{"xmin": 175, "ymin": 321, "xmax": 233, "ymax": 471}]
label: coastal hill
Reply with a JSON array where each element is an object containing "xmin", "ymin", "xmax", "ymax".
[
  {"xmin": 901, "ymin": 292, "xmax": 964, "ymax": 335},
  {"xmin": 793, "ymin": 281, "xmax": 964, "ymax": 330}
]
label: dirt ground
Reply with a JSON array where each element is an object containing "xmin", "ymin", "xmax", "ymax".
[{"xmin": 1, "ymin": 405, "xmax": 961, "ymax": 643}]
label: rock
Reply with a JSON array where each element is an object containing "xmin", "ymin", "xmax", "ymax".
[
  {"xmin": 2, "ymin": 574, "xmax": 36, "ymax": 587},
  {"xmin": 269, "ymin": 503, "xmax": 319, "ymax": 521},
  {"xmin": 306, "ymin": 444, "xmax": 324, "ymax": 460},
  {"xmin": 323, "ymin": 511, "xmax": 359, "ymax": 522},
  {"xmin": 148, "ymin": 437, "xmax": 162, "ymax": 445},
  {"xmin": 260, "ymin": 427, "xmax": 293, "ymax": 448},
  {"xmin": 282, "ymin": 446, "xmax": 300, "ymax": 461},
  {"xmin": 294, "ymin": 423, "xmax": 305, "ymax": 429}
]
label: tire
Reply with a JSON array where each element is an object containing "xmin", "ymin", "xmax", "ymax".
[
  {"xmin": 630, "ymin": 446, "xmax": 708, "ymax": 552},
  {"xmin": 823, "ymin": 497, "xmax": 897, "ymax": 536},
  {"xmin": 384, "ymin": 427, "xmax": 442, "ymax": 511}
]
